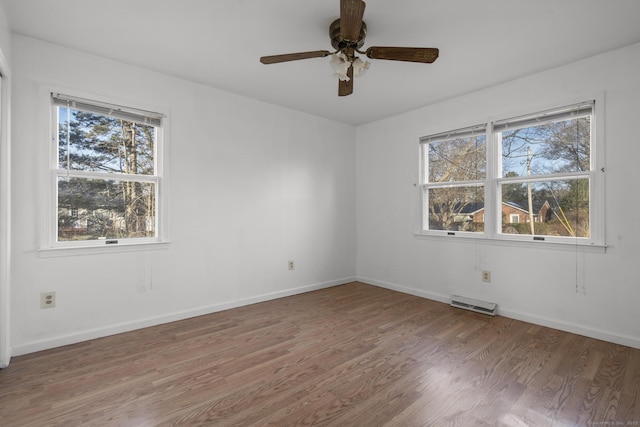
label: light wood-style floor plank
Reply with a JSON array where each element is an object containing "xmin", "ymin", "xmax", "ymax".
[{"xmin": 1, "ymin": 282, "xmax": 639, "ymax": 426}]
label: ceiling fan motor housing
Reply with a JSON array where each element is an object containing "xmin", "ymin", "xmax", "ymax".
[{"xmin": 330, "ymin": 19, "xmax": 367, "ymax": 51}]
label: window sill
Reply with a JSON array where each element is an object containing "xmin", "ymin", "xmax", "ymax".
[
  {"xmin": 413, "ymin": 232, "xmax": 606, "ymax": 254},
  {"xmin": 38, "ymin": 241, "xmax": 171, "ymax": 258}
]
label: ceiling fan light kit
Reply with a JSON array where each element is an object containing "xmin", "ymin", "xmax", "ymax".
[
  {"xmin": 352, "ymin": 57, "xmax": 370, "ymax": 78},
  {"xmin": 330, "ymin": 52, "xmax": 351, "ymax": 81},
  {"xmin": 330, "ymin": 52, "xmax": 369, "ymax": 81},
  {"xmin": 259, "ymin": 0, "xmax": 439, "ymax": 97}
]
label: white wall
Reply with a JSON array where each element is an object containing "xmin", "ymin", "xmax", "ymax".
[
  {"xmin": 10, "ymin": 35, "xmax": 356, "ymax": 355},
  {"xmin": 356, "ymin": 42, "xmax": 640, "ymax": 348}
]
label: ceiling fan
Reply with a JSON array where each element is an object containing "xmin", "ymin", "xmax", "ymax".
[{"xmin": 259, "ymin": 0, "xmax": 439, "ymax": 97}]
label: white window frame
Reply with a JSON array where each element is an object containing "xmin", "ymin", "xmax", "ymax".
[
  {"xmin": 419, "ymin": 124, "xmax": 488, "ymax": 239},
  {"xmin": 40, "ymin": 88, "xmax": 170, "ymax": 253},
  {"xmin": 417, "ymin": 94, "xmax": 605, "ymax": 250}
]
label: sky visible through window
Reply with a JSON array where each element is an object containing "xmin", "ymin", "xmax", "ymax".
[{"xmin": 55, "ymin": 105, "xmax": 157, "ymax": 241}]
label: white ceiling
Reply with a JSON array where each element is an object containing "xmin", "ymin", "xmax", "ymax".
[{"xmin": 3, "ymin": 0, "xmax": 640, "ymax": 125}]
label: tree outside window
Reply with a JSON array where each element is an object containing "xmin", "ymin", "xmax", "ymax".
[{"xmin": 53, "ymin": 94, "xmax": 163, "ymax": 244}]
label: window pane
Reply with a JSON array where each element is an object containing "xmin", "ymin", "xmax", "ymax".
[
  {"xmin": 58, "ymin": 177, "xmax": 156, "ymax": 241},
  {"xmin": 500, "ymin": 179, "xmax": 589, "ymax": 238},
  {"xmin": 427, "ymin": 186, "xmax": 484, "ymax": 232},
  {"xmin": 58, "ymin": 107, "xmax": 155, "ymax": 175},
  {"xmin": 428, "ymin": 134, "xmax": 486, "ymax": 182},
  {"xmin": 501, "ymin": 116, "xmax": 590, "ymax": 178}
]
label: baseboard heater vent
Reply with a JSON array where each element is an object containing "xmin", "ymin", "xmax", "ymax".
[{"xmin": 450, "ymin": 295, "xmax": 497, "ymax": 316}]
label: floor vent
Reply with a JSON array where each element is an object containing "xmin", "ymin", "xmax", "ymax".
[{"xmin": 450, "ymin": 295, "xmax": 497, "ymax": 316}]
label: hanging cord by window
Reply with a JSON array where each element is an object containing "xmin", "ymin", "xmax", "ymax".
[{"xmin": 66, "ymin": 100, "xmax": 71, "ymax": 178}]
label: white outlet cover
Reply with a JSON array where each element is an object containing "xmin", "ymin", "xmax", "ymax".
[{"xmin": 40, "ymin": 292, "xmax": 56, "ymax": 309}]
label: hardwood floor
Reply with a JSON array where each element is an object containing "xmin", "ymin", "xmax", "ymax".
[{"xmin": 1, "ymin": 282, "xmax": 639, "ymax": 426}]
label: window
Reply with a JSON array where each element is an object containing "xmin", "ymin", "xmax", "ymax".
[
  {"xmin": 420, "ymin": 124, "xmax": 486, "ymax": 233},
  {"xmin": 419, "ymin": 99, "xmax": 603, "ymax": 246},
  {"xmin": 50, "ymin": 93, "xmax": 165, "ymax": 247}
]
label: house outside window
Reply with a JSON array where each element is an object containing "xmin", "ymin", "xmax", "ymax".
[
  {"xmin": 419, "ymin": 99, "xmax": 604, "ymax": 246},
  {"xmin": 49, "ymin": 93, "xmax": 166, "ymax": 248}
]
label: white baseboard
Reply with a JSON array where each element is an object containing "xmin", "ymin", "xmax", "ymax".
[
  {"xmin": 357, "ymin": 276, "xmax": 450, "ymax": 304},
  {"xmin": 12, "ymin": 276, "xmax": 357, "ymax": 357},
  {"xmin": 357, "ymin": 276, "xmax": 640, "ymax": 350},
  {"xmin": 497, "ymin": 307, "xmax": 640, "ymax": 350}
]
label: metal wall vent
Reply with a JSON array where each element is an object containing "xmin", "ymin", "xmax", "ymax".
[{"xmin": 450, "ymin": 295, "xmax": 497, "ymax": 316}]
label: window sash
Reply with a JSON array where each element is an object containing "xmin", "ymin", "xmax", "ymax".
[
  {"xmin": 421, "ymin": 125, "xmax": 487, "ymax": 186},
  {"xmin": 423, "ymin": 185, "xmax": 485, "ymax": 234},
  {"xmin": 56, "ymin": 176, "xmax": 158, "ymax": 242},
  {"xmin": 498, "ymin": 176, "xmax": 591, "ymax": 239},
  {"xmin": 54, "ymin": 103, "xmax": 159, "ymax": 178}
]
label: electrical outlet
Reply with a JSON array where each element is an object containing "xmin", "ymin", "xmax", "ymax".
[
  {"xmin": 288, "ymin": 260, "xmax": 295, "ymax": 271},
  {"xmin": 40, "ymin": 291, "xmax": 56, "ymax": 309},
  {"xmin": 482, "ymin": 271, "xmax": 491, "ymax": 283}
]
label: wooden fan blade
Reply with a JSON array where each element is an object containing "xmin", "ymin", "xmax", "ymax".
[
  {"xmin": 338, "ymin": 65, "xmax": 354, "ymax": 96},
  {"xmin": 340, "ymin": 0, "xmax": 366, "ymax": 42},
  {"xmin": 365, "ymin": 47, "xmax": 439, "ymax": 63},
  {"xmin": 260, "ymin": 50, "xmax": 331, "ymax": 64}
]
